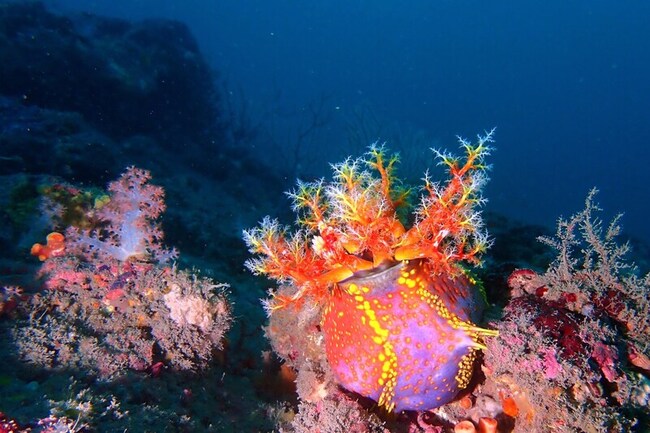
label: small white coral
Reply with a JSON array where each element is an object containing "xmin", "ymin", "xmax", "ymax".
[{"xmin": 163, "ymin": 284, "xmax": 213, "ymax": 331}]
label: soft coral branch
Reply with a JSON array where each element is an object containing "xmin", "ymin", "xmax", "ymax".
[
  {"xmin": 538, "ymin": 188, "xmax": 650, "ymax": 352},
  {"xmin": 244, "ymin": 131, "xmax": 494, "ymax": 311},
  {"xmin": 68, "ymin": 167, "xmax": 177, "ymax": 263}
]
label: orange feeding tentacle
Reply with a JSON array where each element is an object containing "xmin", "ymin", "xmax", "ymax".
[{"xmin": 245, "ymin": 131, "xmax": 497, "ymax": 413}]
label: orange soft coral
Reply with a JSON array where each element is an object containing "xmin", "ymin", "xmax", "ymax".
[
  {"xmin": 244, "ymin": 130, "xmax": 494, "ymax": 312},
  {"xmin": 31, "ymin": 232, "xmax": 66, "ymax": 261}
]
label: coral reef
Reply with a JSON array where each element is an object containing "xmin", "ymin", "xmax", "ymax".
[
  {"xmin": 472, "ymin": 190, "xmax": 650, "ymax": 432},
  {"xmin": 1, "ymin": 4, "xmax": 648, "ymax": 432},
  {"xmin": 245, "ymin": 131, "xmax": 498, "ymax": 427},
  {"xmin": 247, "ymin": 150, "xmax": 650, "ymax": 432},
  {"xmin": 12, "ymin": 168, "xmax": 232, "ymax": 377}
]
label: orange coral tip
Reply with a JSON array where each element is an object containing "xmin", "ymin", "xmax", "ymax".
[
  {"xmin": 31, "ymin": 232, "xmax": 66, "ymax": 261},
  {"xmin": 478, "ymin": 417, "xmax": 498, "ymax": 433},
  {"xmin": 30, "ymin": 243, "xmax": 44, "ymax": 256},
  {"xmin": 628, "ymin": 343, "xmax": 650, "ymax": 371},
  {"xmin": 458, "ymin": 394, "xmax": 473, "ymax": 409},
  {"xmin": 46, "ymin": 232, "xmax": 65, "ymax": 243},
  {"xmin": 46, "ymin": 232, "xmax": 66, "ymax": 256},
  {"xmin": 454, "ymin": 420, "xmax": 477, "ymax": 433},
  {"xmin": 501, "ymin": 395, "xmax": 519, "ymax": 417}
]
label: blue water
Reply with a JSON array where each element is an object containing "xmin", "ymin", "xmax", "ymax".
[{"xmin": 47, "ymin": 0, "xmax": 650, "ymax": 243}]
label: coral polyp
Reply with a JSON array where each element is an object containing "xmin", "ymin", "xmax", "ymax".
[{"xmin": 244, "ymin": 130, "xmax": 497, "ymax": 411}]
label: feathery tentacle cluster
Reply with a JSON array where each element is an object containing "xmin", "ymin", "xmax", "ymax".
[
  {"xmin": 244, "ymin": 130, "xmax": 494, "ymax": 311},
  {"xmin": 244, "ymin": 131, "xmax": 496, "ymax": 412}
]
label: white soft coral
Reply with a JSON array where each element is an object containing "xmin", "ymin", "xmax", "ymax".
[{"xmin": 68, "ymin": 167, "xmax": 177, "ymax": 263}]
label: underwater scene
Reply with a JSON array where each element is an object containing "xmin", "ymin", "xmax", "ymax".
[{"xmin": 1, "ymin": 1, "xmax": 649, "ymax": 432}]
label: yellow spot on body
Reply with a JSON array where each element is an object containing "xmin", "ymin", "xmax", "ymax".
[{"xmin": 342, "ymin": 280, "xmax": 399, "ymax": 412}]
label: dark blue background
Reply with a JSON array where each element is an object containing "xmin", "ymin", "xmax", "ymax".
[{"xmin": 46, "ymin": 0, "xmax": 650, "ymax": 243}]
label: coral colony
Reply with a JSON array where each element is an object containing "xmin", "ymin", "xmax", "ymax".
[
  {"xmin": 4, "ymin": 136, "xmax": 650, "ymax": 432},
  {"xmin": 481, "ymin": 190, "xmax": 650, "ymax": 432},
  {"xmin": 245, "ymin": 131, "xmax": 498, "ymax": 414},
  {"xmin": 3, "ymin": 4, "xmax": 650, "ymax": 432},
  {"xmin": 246, "ymin": 134, "xmax": 650, "ymax": 432},
  {"xmin": 18, "ymin": 168, "xmax": 231, "ymax": 378}
]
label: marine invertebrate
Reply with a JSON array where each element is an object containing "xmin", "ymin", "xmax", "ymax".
[
  {"xmin": 452, "ymin": 417, "xmax": 498, "ymax": 433},
  {"xmin": 17, "ymin": 169, "xmax": 231, "ymax": 377},
  {"xmin": 477, "ymin": 417, "xmax": 497, "ymax": 433},
  {"xmin": 245, "ymin": 130, "xmax": 497, "ymax": 412},
  {"xmin": 67, "ymin": 167, "xmax": 177, "ymax": 263},
  {"xmin": 478, "ymin": 191, "xmax": 650, "ymax": 432},
  {"xmin": 31, "ymin": 231, "xmax": 66, "ymax": 261},
  {"xmin": 454, "ymin": 420, "xmax": 476, "ymax": 433}
]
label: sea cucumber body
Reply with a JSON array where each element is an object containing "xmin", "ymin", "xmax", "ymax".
[{"xmin": 322, "ymin": 259, "xmax": 484, "ymax": 411}]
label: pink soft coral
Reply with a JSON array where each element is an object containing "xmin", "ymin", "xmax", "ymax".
[
  {"xmin": 20, "ymin": 168, "xmax": 231, "ymax": 377},
  {"xmin": 68, "ymin": 167, "xmax": 177, "ymax": 263}
]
